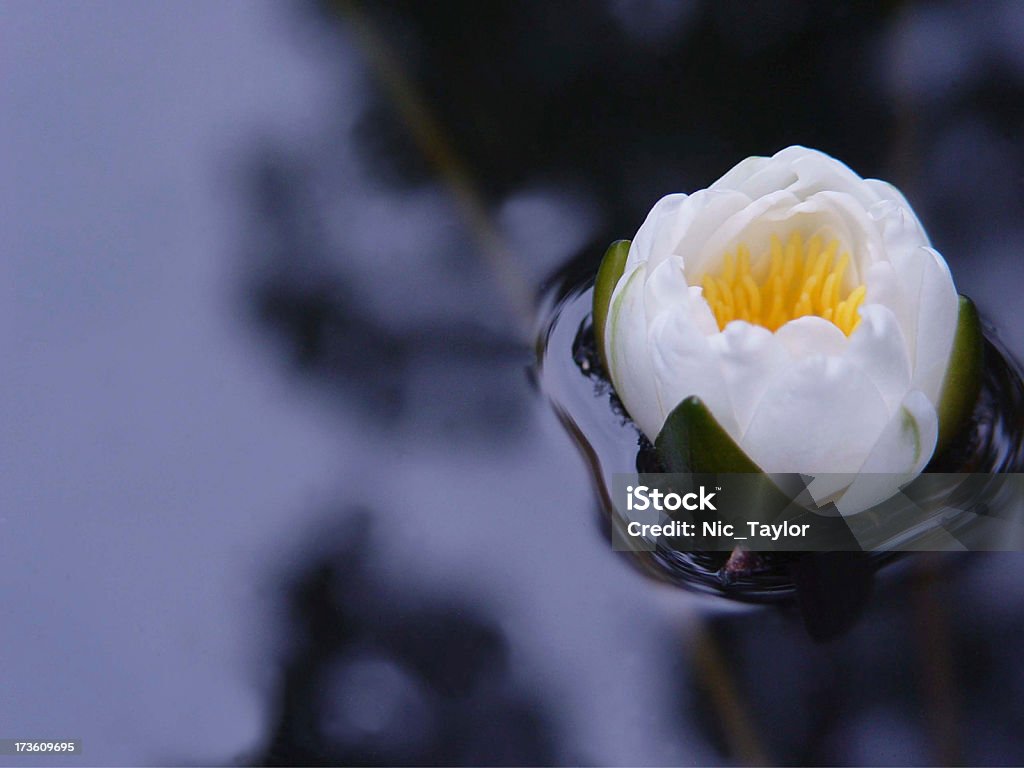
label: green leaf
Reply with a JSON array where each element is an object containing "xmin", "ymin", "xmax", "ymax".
[
  {"xmin": 592, "ymin": 239, "xmax": 630, "ymax": 372},
  {"xmin": 655, "ymin": 396, "xmax": 762, "ymax": 473},
  {"xmin": 654, "ymin": 397, "xmax": 793, "ymax": 525},
  {"xmin": 936, "ymin": 295, "xmax": 983, "ymax": 455}
]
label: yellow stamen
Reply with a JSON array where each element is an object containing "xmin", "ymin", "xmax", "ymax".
[
  {"xmin": 723, "ymin": 252, "xmax": 736, "ymax": 283},
  {"xmin": 698, "ymin": 234, "xmax": 865, "ymax": 335},
  {"xmin": 742, "ymin": 274, "xmax": 761, "ymax": 321}
]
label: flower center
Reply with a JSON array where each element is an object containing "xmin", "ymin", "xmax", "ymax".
[{"xmin": 699, "ymin": 232, "xmax": 867, "ymax": 335}]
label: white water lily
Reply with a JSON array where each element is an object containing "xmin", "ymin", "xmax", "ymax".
[{"xmin": 600, "ymin": 146, "xmax": 964, "ymax": 510}]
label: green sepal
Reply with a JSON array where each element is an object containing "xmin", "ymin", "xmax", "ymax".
[
  {"xmin": 655, "ymin": 396, "xmax": 762, "ymax": 474},
  {"xmin": 655, "ymin": 397, "xmax": 793, "ymax": 524},
  {"xmin": 592, "ymin": 239, "xmax": 630, "ymax": 372},
  {"xmin": 936, "ymin": 295, "xmax": 983, "ymax": 455}
]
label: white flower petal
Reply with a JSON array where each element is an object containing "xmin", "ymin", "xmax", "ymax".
[
  {"xmin": 685, "ymin": 189, "xmax": 802, "ymax": 276},
  {"xmin": 866, "ymin": 185, "xmax": 932, "ymax": 255},
  {"xmin": 646, "ymin": 253, "xmax": 769, "ymax": 337},
  {"xmin": 605, "ymin": 263, "xmax": 664, "ymax": 440},
  {"xmin": 630, "ymin": 191, "xmax": 758, "ymax": 275},
  {"xmin": 862, "ymin": 389, "xmax": 938, "ymax": 474},
  {"xmin": 864, "ymin": 178, "xmax": 931, "ymax": 242},
  {"xmin": 844, "ymin": 304, "xmax": 913, "ymax": 414},
  {"xmin": 863, "ymin": 260, "xmax": 904, "ymax": 310},
  {"xmin": 708, "ymin": 155, "xmax": 771, "ymax": 192},
  {"xmin": 862, "ymin": 178, "xmax": 913, "ymax": 206},
  {"xmin": 740, "ymin": 355, "xmax": 890, "ymax": 474},
  {"xmin": 890, "ymin": 246, "xmax": 959, "ymax": 402},
  {"xmin": 626, "ymin": 194, "xmax": 689, "ymax": 273},
  {"xmin": 914, "ymin": 248, "xmax": 960, "ymax": 403},
  {"xmin": 834, "ymin": 390, "xmax": 938, "ymax": 515},
  {"xmin": 863, "ymin": 261, "xmax": 917, "ymax": 359},
  {"xmin": 648, "ymin": 308, "xmax": 739, "ymax": 440},
  {"xmin": 670, "ymin": 189, "xmax": 753, "ymax": 270},
  {"xmin": 711, "ymin": 146, "xmax": 873, "ymax": 203},
  {"xmin": 774, "ymin": 316, "xmax": 848, "ymax": 358},
  {"xmin": 642, "ymin": 254, "xmax": 692, "ymax": 319},
  {"xmin": 687, "ymin": 285, "xmax": 721, "ymax": 336},
  {"xmin": 793, "ymin": 191, "xmax": 889, "ymax": 278},
  {"xmin": 707, "ymin": 322, "xmax": 789, "ymax": 434}
]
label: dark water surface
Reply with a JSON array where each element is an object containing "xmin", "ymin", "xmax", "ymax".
[{"xmin": 5, "ymin": 1, "xmax": 1024, "ymax": 765}]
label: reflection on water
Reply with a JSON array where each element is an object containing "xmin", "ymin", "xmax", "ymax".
[{"xmin": 256, "ymin": 514, "xmax": 560, "ymax": 766}]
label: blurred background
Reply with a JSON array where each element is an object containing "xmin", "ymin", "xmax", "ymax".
[{"xmin": 4, "ymin": 0, "xmax": 1024, "ymax": 765}]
